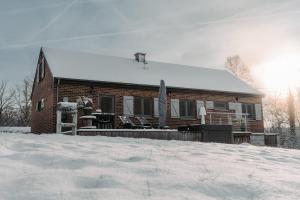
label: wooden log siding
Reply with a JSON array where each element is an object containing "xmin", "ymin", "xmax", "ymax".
[{"xmin": 57, "ymin": 82, "xmax": 264, "ymax": 132}]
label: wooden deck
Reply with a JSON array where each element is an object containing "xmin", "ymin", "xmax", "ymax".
[
  {"xmin": 69, "ymin": 125, "xmax": 253, "ymax": 145},
  {"xmin": 76, "ymin": 125, "xmax": 235, "ymax": 144},
  {"xmin": 77, "ymin": 129, "xmax": 203, "ymax": 141}
]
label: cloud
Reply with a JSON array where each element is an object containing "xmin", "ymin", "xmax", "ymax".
[
  {"xmin": 0, "ymin": 0, "xmax": 300, "ymax": 83},
  {"xmin": 28, "ymin": 0, "xmax": 80, "ymax": 42}
]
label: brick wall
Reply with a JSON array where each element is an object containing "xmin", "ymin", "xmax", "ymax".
[
  {"xmin": 31, "ymin": 52, "xmax": 55, "ymax": 133},
  {"xmin": 54, "ymin": 80, "xmax": 264, "ymax": 133}
]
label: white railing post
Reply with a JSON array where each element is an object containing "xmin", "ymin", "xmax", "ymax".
[
  {"xmin": 245, "ymin": 114, "xmax": 248, "ymax": 132},
  {"xmin": 72, "ymin": 111, "xmax": 78, "ymax": 136},
  {"xmin": 56, "ymin": 110, "xmax": 62, "ymax": 134}
]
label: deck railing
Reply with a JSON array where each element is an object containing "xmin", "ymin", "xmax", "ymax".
[{"xmin": 206, "ymin": 112, "xmax": 250, "ymax": 132}]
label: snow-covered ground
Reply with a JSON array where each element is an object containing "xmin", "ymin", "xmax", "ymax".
[
  {"xmin": 0, "ymin": 133, "xmax": 299, "ymax": 200},
  {"xmin": 0, "ymin": 127, "xmax": 30, "ymax": 134}
]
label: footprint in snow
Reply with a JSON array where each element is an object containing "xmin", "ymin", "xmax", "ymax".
[{"xmin": 117, "ymin": 156, "xmax": 145, "ymax": 162}]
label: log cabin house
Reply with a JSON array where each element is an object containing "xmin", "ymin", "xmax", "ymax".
[{"xmin": 31, "ymin": 47, "xmax": 264, "ymax": 134}]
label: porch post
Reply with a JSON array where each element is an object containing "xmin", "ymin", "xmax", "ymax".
[
  {"xmin": 245, "ymin": 114, "xmax": 248, "ymax": 132},
  {"xmin": 56, "ymin": 110, "xmax": 62, "ymax": 134},
  {"xmin": 72, "ymin": 111, "xmax": 78, "ymax": 135}
]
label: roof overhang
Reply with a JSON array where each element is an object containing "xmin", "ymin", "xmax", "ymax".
[{"xmin": 54, "ymin": 77, "xmax": 264, "ymax": 97}]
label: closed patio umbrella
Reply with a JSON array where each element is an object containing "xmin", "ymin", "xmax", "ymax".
[{"xmin": 159, "ymin": 80, "xmax": 167, "ymax": 128}]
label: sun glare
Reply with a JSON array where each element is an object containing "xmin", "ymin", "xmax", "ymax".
[{"xmin": 257, "ymin": 54, "xmax": 300, "ymax": 94}]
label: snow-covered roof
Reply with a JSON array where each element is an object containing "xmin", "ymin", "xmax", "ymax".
[
  {"xmin": 42, "ymin": 47, "xmax": 262, "ymax": 96},
  {"xmin": 57, "ymin": 102, "xmax": 77, "ymax": 112}
]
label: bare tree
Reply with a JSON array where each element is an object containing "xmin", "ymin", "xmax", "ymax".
[
  {"xmin": 287, "ymin": 90, "xmax": 296, "ymax": 147},
  {"xmin": 296, "ymin": 88, "xmax": 300, "ymax": 126},
  {"xmin": 263, "ymin": 91, "xmax": 300, "ymax": 148},
  {"xmin": 225, "ymin": 55, "xmax": 255, "ymax": 86},
  {"xmin": 264, "ymin": 94, "xmax": 288, "ymax": 132},
  {"xmin": 14, "ymin": 77, "xmax": 33, "ymax": 126},
  {"xmin": 0, "ymin": 81, "xmax": 15, "ymax": 126}
]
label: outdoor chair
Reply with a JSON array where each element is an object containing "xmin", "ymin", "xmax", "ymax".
[
  {"xmin": 135, "ymin": 116, "xmax": 152, "ymax": 129},
  {"xmin": 118, "ymin": 116, "xmax": 140, "ymax": 129},
  {"xmin": 95, "ymin": 115, "xmax": 114, "ymax": 129}
]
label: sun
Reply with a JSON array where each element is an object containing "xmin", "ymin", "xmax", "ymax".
[{"xmin": 256, "ymin": 54, "xmax": 300, "ymax": 94}]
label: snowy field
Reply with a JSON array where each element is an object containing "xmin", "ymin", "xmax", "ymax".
[
  {"xmin": 0, "ymin": 133, "xmax": 300, "ymax": 200},
  {"xmin": 0, "ymin": 127, "xmax": 31, "ymax": 134}
]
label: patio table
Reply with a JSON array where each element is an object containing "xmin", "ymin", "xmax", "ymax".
[{"xmin": 92, "ymin": 112, "xmax": 115, "ymax": 129}]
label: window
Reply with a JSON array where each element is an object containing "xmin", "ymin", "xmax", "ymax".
[
  {"xmin": 214, "ymin": 102, "xmax": 228, "ymax": 110},
  {"xmin": 134, "ymin": 97, "xmax": 152, "ymax": 116},
  {"xmin": 99, "ymin": 95, "xmax": 115, "ymax": 113},
  {"xmin": 36, "ymin": 99, "xmax": 45, "ymax": 112},
  {"xmin": 179, "ymin": 100, "xmax": 195, "ymax": 118},
  {"xmin": 38, "ymin": 57, "xmax": 45, "ymax": 82},
  {"xmin": 242, "ymin": 103, "xmax": 255, "ymax": 119}
]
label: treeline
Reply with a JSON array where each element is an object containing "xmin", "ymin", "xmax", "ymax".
[
  {"xmin": 226, "ymin": 55, "xmax": 299, "ymax": 148},
  {"xmin": 0, "ymin": 77, "xmax": 32, "ymax": 127}
]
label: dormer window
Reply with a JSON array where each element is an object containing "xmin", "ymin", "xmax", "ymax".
[
  {"xmin": 37, "ymin": 57, "xmax": 45, "ymax": 83},
  {"xmin": 134, "ymin": 52, "xmax": 146, "ymax": 63}
]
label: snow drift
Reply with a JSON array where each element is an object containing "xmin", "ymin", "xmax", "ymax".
[{"xmin": 0, "ymin": 133, "xmax": 299, "ymax": 200}]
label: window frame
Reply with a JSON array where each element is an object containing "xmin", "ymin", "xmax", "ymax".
[
  {"xmin": 242, "ymin": 103, "xmax": 255, "ymax": 120},
  {"xmin": 179, "ymin": 99, "xmax": 195, "ymax": 118},
  {"xmin": 98, "ymin": 95, "xmax": 115, "ymax": 114},
  {"xmin": 134, "ymin": 96, "xmax": 153, "ymax": 117},
  {"xmin": 214, "ymin": 102, "xmax": 228, "ymax": 111},
  {"xmin": 36, "ymin": 99, "xmax": 44, "ymax": 112}
]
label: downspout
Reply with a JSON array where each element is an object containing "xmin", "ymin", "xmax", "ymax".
[
  {"xmin": 56, "ymin": 78, "xmax": 60, "ymax": 103},
  {"xmin": 56, "ymin": 78, "xmax": 60, "ymax": 134}
]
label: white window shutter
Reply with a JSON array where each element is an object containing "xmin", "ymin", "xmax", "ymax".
[
  {"xmin": 196, "ymin": 100, "xmax": 204, "ymax": 119},
  {"xmin": 154, "ymin": 98, "xmax": 159, "ymax": 117},
  {"xmin": 235, "ymin": 103, "xmax": 242, "ymax": 118},
  {"xmin": 171, "ymin": 99, "xmax": 180, "ymax": 118},
  {"xmin": 123, "ymin": 96, "xmax": 134, "ymax": 116},
  {"xmin": 206, "ymin": 101, "xmax": 214, "ymax": 109},
  {"xmin": 229, "ymin": 102, "xmax": 242, "ymax": 118},
  {"xmin": 229, "ymin": 102, "xmax": 235, "ymax": 110},
  {"xmin": 255, "ymin": 104, "xmax": 262, "ymax": 120}
]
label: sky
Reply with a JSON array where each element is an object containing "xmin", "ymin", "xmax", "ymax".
[{"xmin": 1, "ymin": 0, "xmax": 300, "ymax": 85}]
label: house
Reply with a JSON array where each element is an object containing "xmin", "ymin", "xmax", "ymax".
[{"xmin": 31, "ymin": 47, "xmax": 264, "ymax": 134}]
